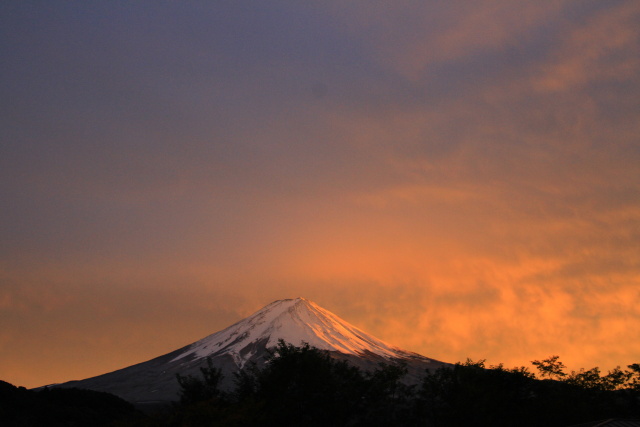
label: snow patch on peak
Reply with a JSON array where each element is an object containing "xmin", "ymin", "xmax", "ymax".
[{"xmin": 171, "ymin": 298, "xmax": 414, "ymax": 366}]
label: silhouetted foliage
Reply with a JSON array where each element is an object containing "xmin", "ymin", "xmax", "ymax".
[
  {"xmin": 254, "ymin": 340, "xmax": 367, "ymax": 426},
  {"xmin": 157, "ymin": 349, "xmax": 640, "ymax": 426},
  {"xmin": 532, "ymin": 355, "xmax": 567, "ymax": 379},
  {"xmin": 164, "ymin": 345, "xmax": 639, "ymax": 426},
  {"xmin": 417, "ymin": 358, "xmax": 543, "ymax": 426},
  {"xmin": 176, "ymin": 357, "xmax": 226, "ymax": 406},
  {"xmin": 360, "ymin": 360, "xmax": 415, "ymax": 426},
  {"xmin": 629, "ymin": 364, "xmax": 640, "ymax": 391},
  {"xmin": 10, "ymin": 350, "xmax": 638, "ymax": 426},
  {"xmin": 166, "ymin": 340, "xmax": 421, "ymax": 426}
]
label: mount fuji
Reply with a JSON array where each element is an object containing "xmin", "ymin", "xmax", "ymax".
[{"xmin": 54, "ymin": 298, "xmax": 446, "ymax": 403}]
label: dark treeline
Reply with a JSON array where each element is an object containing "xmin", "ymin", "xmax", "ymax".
[
  {"xmin": 2, "ymin": 344, "xmax": 639, "ymax": 426},
  {"xmin": 140, "ymin": 341, "xmax": 640, "ymax": 427}
]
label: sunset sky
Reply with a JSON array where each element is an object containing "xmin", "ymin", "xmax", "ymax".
[{"xmin": 1, "ymin": 1, "xmax": 639, "ymax": 389}]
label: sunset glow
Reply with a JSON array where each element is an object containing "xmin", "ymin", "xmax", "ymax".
[{"xmin": 1, "ymin": 1, "xmax": 639, "ymax": 389}]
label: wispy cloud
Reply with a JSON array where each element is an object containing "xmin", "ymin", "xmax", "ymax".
[{"xmin": 535, "ymin": 2, "xmax": 640, "ymax": 92}]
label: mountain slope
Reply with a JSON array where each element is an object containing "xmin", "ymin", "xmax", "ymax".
[
  {"xmin": 173, "ymin": 297, "xmax": 425, "ymax": 365},
  {"xmin": 54, "ymin": 298, "xmax": 446, "ymax": 403}
]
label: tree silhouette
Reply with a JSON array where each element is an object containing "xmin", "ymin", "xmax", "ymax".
[
  {"xmin": 176, "ymin": 357, "xmax": 225, "ymax": 405},
  {"xmin": 161, "ymin": 349, "xmax": 640, "ymax": 427},
  {"xmin": 531, "ymin": 355, "xmax": 567, "ymax": 379}
]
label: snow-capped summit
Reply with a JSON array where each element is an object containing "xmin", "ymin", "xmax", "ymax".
[
  {"xmin": 172, "ymin": 297, "xmax": 415, "ymax": 366},
  {"xmin": 53, "ymin": 297, "xmax": 445, "ymax": 403}
]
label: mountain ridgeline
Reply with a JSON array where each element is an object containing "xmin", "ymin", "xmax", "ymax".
[
  {"xmin": 8, "ymin": 297, "xmax": 639, "ymax": 426},
  {"xmin": 54, "ymin": 297, "xmax": 446, "ymax": 403}
]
